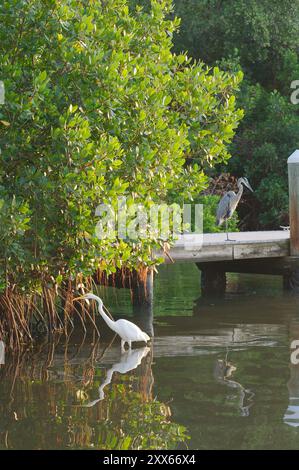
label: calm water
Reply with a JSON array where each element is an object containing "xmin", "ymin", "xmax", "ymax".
[{"xmin": 1, "ymin": 264, "xmax": 299, "ymax": 450}]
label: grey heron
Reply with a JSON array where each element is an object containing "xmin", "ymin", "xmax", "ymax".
[{"xmin": 216, "ymin": 177, "xmax": 253, "ymax": 241}]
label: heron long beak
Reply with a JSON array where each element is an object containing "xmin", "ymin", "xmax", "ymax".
[{"xmin": 246, "ymin": 181, "xmax": 254, "ymax": 192}]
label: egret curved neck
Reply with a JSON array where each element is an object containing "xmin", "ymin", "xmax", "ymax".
[{"xmin": 97, "ymin": 302, "xmax": 116, "ymax": 331}]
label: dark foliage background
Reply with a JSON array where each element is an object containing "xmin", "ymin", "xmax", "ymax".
[{"xmin": 172, "ymin": 0, "xmax": 299, "ymax": 228}]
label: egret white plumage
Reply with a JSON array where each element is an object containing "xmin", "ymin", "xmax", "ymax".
[
  {"xmin": 216, "ymin": 177, "xmax": 253, "ymax": 241},
  {"xmin": 73, "ymin": 293, "xmax": 150, "ymax": 352}
]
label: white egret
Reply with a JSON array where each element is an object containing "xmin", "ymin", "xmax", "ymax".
[{"xmin": 73, "ymin": 293, "xmax": 150, "ymax": 352}]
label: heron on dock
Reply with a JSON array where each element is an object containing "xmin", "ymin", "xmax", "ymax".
[{"xmin": 216, "ymin": 177, "xmax": 253, "ymax": 241}]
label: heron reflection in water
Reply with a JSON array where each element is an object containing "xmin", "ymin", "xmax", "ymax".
[
  {"xmin": 82, "ymin": 346, "xmax": 151, "ymax": 407},
  {"xmin": 214, "ymin": 354, "xmax": 254, "ymax": 417}
]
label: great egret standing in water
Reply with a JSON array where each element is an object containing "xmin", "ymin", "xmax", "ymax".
[
  {"xmin": 73, "ymin": 293, "xmax": 150, "ymax": 352},
  {"xmin": 216, "ymin": 177, "xmax": 253, "ymax": 241}
]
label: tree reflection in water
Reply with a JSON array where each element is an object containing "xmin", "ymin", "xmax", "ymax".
[{"xmin": 0, "ymin": 337, "xmax": 189, "ymax": 450}]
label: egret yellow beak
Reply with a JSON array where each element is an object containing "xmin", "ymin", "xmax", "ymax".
[
  {"xmin": 73, "ymin": 296, "xmax": 86, "ymax": 302},
  {"xmin": 73, "ymin": 296, "xmax": 90, "ymax": 306}
]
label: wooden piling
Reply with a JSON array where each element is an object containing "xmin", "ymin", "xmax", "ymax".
[
  {"xmin": 132, "ymin": 269, "xmax": 154, "ymax": 337},
  {"xmin": 197, "ymin": 264, "xmax": 226, "ymax": 298},
  {"xmin": 288, "ymin": 150, "xmax": 299, "ymax": 256}
]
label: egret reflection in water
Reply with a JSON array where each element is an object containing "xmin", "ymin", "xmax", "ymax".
[
  {"xmin": 83, "ymin": 346, "xmax": 151, "ymax": 407},
  {"xmin": 0, "ymin": 338, "xmax": 189, "ymax": 450}
]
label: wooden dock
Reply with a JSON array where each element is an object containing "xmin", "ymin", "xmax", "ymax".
[
  {"xmin": 155, "ymin": 231, "xmax": 299, "ymax": 295},
  {"xmin": 125, "ymin": 150, "xmax": 299, "ymax": 302},
  {"xmin": 166, "ymin": 231, "xmax": 290, "ymax": 263}
]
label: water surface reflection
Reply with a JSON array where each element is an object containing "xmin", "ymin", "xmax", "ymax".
[
  {"xmin": 0, "ymin": 339, "xmax": 189, "ymax": 450},
  {"xmin": 1, "ymin": 265, "xmax": 299, "ymax": 449}
]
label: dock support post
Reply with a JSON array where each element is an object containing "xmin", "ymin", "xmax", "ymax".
[
  {"xmin": 288, "ymin": 150, "xmax": 299, "ymax": 256},
  {"xmin": 285, "ymin": 150, "xmax": 299, "ymax": 291},
  {"xmin": 197, "ymin": 264, "xmax": 226, "ymax": 298},
  {"xmin": 132, "ymin": 268, "xmax": 154, "ymax": 337}
]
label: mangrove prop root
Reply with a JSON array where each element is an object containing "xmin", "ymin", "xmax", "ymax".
[{"xmin": 0, "ymin": 267, "xmax": 150, "ymax": 350}]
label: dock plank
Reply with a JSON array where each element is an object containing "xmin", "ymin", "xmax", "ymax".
[{"xmin": 161, "ymin": 231, "xmax": 290, "ymax": 263}]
